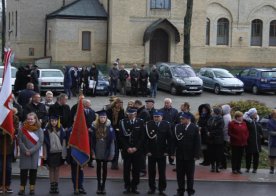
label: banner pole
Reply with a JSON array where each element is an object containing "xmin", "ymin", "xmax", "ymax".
[
  {"xmin": 2, "ymin": 134, "xmax": 7, "ymax": 193},
  {"xmin": 76, "ymin": 164, "xmax": 79, "ymax": 193}
]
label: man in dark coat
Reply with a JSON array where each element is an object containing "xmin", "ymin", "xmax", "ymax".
[
  {"xmin": 30, "ymin": 65, "xmax": 39, "ymax": 93},
  {"xmin": 70, "ymin": 66, "xmax": 80, "ymax": 97},
  {"xmin": 149, "ymin": 65, "xmax": 159, "ymax": 98},
  {"xmin": 175, "ymin": 102, "xmax": 196, "ymax": 124},
  {"xmin": 130, "ymin": 64, "xmax": 139, "ymax": 97},
  {"xmin": 172, "ymin": 113, "xmax": 201, "ymax": 196},
  {"xmin": 89, "ymin": 63, "xmax": 99, "ymax": 97},
  {"xmin": 14, "ymin": 64, "xmax": 32, "ymax": 93},
  {"xmin": 118, "ymin": 65, "xmax": 129, "ymax": 95},
  {"xmin": 17, "ymin": 83, "xmax": 36, "ymax": 109},
  {"xmin": 119, "ymin": 108, "xmax": 145, "ymax": 194},
  {"xmin": 139, "ymin": 65, "xmax": 148, "ymax": 97},
  {"xmin": 145, "ymin": 111, "xmax": 172, "ymax": 195},
  {"xmin": 159, "ymin": 98, "xmax": 178, "ymax": 165},
  {"xmin": 23, "ymin": 93, "xmax": 48, "ymax": 126},
  {"xmin": 48, "ymin": 93, "xmax": 71, "ymax": 130},
  {"xmin": 145, "ymin": 99, "xmax": 156, "ymax": 120},
  {"xmin": 109, "ymin": 63, "xmax": 119, "ymax": 96},
  {"xmin": 63, "ymin": 66, "xmax": 72, "ymax": 99}
]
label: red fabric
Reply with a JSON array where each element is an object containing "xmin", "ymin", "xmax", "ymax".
[
  {"xmin": 69, "ymin": 98, "xmax": 90, "ymax": 160},
  {"xmin": 228, "ymin": 120, "xmax": 249, "ymax": 146},
  {"xmin": 21, "ymin": 127, "xmax": 37, "ymax": 145}
]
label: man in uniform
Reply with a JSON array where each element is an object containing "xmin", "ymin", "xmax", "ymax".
[
  {"xmin": 145, "ymin": 111, "xmax": 172, "ymax": 195},
  {"xmin": 172, "ymin": 113, "xmax": 201, "ymax": 196},
  {"xmin": 119, "ymin": 108, "xmax": 145, "ymax": 194}
]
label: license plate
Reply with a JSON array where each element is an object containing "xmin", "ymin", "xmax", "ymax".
[
  {"xmin": 270, "ymin": 82, "xmax": 276, "ymax": 84},
  {"xmin": 97, "ymin": 86, "xmax": 104, "ymax": 90},
  {"xmin": 51, "ymin": 82, "xmax": 61, "ymax": 85},
  {"xmin": 189, "ymin": 87, "xmax": 198, "ymax": 90}
]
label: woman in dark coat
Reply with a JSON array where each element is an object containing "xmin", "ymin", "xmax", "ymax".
[
  {"xmin": 80, "ymin": 66, "xmax": 90, "ymax": 95},
  {"xmin": 268, "ymin": 109, "xmax": 276, "ymax": 174},
  {"xmin": 243, "ymin": 108, "xmax": 263, "ymax": 173},
  {"xmin": 197, "ymin": 104, "xmax": 212, "ymax": 166},
  {"xmin": 91, "ymin": 111, "xmax": 115, "ymax": 194},
  {"xmin": 89, "ymin": 63, "xmax": 99, "ymax": 97},
  {"xmin": 63, "ymin": 66, "xmax": 72, "ymax": 99},
  {"xmin": 207, "ymin": 107, "xmax": 225, "ymax": 172}
]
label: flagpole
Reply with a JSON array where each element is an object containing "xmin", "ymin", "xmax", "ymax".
[
  {"xmin": 76, "ymin": 164, "xmax": 80, "ymax": 193},
  {"xmin": 2, "ymin": 133, "xmax": 7, "ymax": 193}
]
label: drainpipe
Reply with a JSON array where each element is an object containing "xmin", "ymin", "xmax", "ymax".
[
  {"xmin": 44, "ymin": 16, "xmax": 48, "ymax": 57},
  {"xmin": 105, "ymin": 0, "xmax": 110, "ymax": 65}
]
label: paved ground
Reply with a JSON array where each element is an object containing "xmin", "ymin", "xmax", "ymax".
[
  {"xmin": 65, "ymin": 90, "xmax": 276, "ymax": 113},
  {"xmin": 6, "ymin": 178, "xmax": 276, "ymax": 196}
]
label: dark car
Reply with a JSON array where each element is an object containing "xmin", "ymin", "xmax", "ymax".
[
  {"xmin": 94, "ymin": 71, "xmax": 109, "ymax": 96},
  {"xmin": 237, "ymin": 68, "xmax": 276, "ymax": 94}
]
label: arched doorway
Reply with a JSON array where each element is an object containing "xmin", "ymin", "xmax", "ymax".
[{"xmin": 149, "ymin": 29, "xmax": 169, "ymax": 64}]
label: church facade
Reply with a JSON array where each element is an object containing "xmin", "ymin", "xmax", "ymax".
[{"xmin": 6, "ymin": 0, "xmax": 276, "ymax": 66}]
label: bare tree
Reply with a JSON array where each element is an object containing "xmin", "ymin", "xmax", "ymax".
[{"xmin": 183, "ymin": 0, "xmax": 193, "ymax": 64}]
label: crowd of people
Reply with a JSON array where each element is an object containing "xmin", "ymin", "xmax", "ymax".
[{"xmin": 1, "ymin": 79, "xmax": 276, "ymax": 196}]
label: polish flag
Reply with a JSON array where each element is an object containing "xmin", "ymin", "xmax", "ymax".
[{"xmin": 0, "ymin": 48, "xmax": 15, "ymax": 138}]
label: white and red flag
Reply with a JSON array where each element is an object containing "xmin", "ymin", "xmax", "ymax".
[{"xmin": 0, "ymin": 48, "xmax": 15, "ymax": 138}]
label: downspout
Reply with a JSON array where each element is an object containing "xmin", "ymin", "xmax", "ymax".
[
  {"xmin": 44, "ymin": 16, "xmax": 48, "ymax": 57},
  {"xmin": 105, "ymin": 0, "xmax": 110, "ymax": 64}
]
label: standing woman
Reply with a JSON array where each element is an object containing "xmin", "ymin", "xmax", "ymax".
[
  {"xmin": 243, "ymin": 108, "xmax": 263, "ymax": 173},
  {"xmin": 228, "ymin": 111, "xmax": 249, "ymax": 174},
  {"xmin": 63, "ymin": 66, "xmax": 72, "ymax": 99},
  {"xmin": 44, "ymin": 115, "xmax": 67, "ymax": 194},
  {"xmin": 80, "ymin": 66, "xmax": 90, "ymax": 96},
  {"xmin": 91, "ymin": 111, "xmax": 115, "ymax": 194},
  {"xmin": 90, "ymin": 63, "xmax": 99, "ymax": 97},
  {"xmin": 18, "ymin": 112, "xmax": 44, "ymax": 195},
  {"xmin": 267, "ymin": 109, "xmax": 276, "ymax": 174}
]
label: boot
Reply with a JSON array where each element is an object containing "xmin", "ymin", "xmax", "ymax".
[
  {"xmin": 29, "ymin": 185, "xmax": 35, "ymax": 195},
  {"xmin": 55, "ymin": 182, "xmax": 59, "ymax": 194},
  {"xmin": 211, "ymin": 164, "xmax": 215, "ymax": 172},
  {"xmin": 49, "ymin": 183, "xmax": 55, "ymax": 194},
  {"xmin": 101, "ymin": 182, "xmax": 106, "ymax": 194},
  {"xmin": 270, "ymin": 167, "xmax": 274, "ymax": 174},
  {"xmin": 18, "ymin": 186, "xmax": 25, "ymax": 195},
  {"xmin": 96, "ymin": 182, "xmax": 101, "ymax": 194}
]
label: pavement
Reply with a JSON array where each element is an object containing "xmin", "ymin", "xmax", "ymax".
[{"xmin": 11, "ymin": 159, "xmax": 276, "ymax": 183}]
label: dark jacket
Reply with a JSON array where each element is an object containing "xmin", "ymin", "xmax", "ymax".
[
  {"xmin": 149, "ymin": 69, "xmax": 159, "ymax": 84},
  {"xmin": 207, "ymin": 115, "xmax": 225, "ymax": 145},
  {"xmin": 0, "ymin": 129, "xmax": 13, "ymax": 155},
  {"xmin": 243, "ymin": 116, "xmax": 263, "ymax": 153},
  {"xmin": 14, "ymin": 66, "xmax": 32, "ymax": 92},
  {"xmin": 23, "ymin": 102, "xmax": 48, "ymax": 122},
  {"xmin": 84, "ymin": 108, "xmax": 96, "ymax": 129},
  {"xmin": 48, "ymin": 102, "xmax": 71, "ymax": 129},
  {"xmin": 139, "ymin": 69, "xmax": 148, "ymax": 81},
  {"xmin": 17, "ymin": 89, "xmax": 36, "ymax": 108},
  {"xmin": 145, "ymin": 120, "xmax": 172, "ymax": 157},
  {"xmin": 159, "ymin": 107, "xmax": 178, "ymax": 129},
  {"xmin": 90, "ymin": 67, "xmax": 99, "ymax": 81},
  {"xmin": 109, "ymin": 67, "xmax": 119, "ymax": 80},
  {"xmin": 147, "ymin": 107, "xmax": 156, "ymax": 120},
  {"xmin": 197, "ymin": 104, "xmax": 212, "ymax": 145},
  {"xmin": 175, "ymin": 111, "xmax": 196, "ymax": 124},
  {"xmin": 64, "ymin": 66, "xmax": 72, "ymax": 89},
  {"xmin": 173, "ymin": 123, "xmax": 201, "ymax": 160},
  {"xmin": 267, "ymin": 119, "xmax": 276, "ymax": 147},
  {"xmin": 80, "ymin": 68, "xmax": 90, "ymax": 87},
  {"xmin": 137, "ymin": 106, "xmax": 151, "ymax": 123},
  {"xmin": 119, "ymin": 69, "xmax": 129, "ymax": 81},
  {"xmin": 70, "ymin": 68, "xmax": 80, "ymax": 87},
  {"xmin": 91, "ymin": 120, "xmax": 115, "ymax": 161},
  {"xmin": 119, "ymin": 118, "xmax": 145, "ymax": 158},
  {"xmin": 130, "ymin": 69, "xmax": 139, "ymax": 83},
  {"xmin": 106, "ymin": 107, "xmax": 125, "ymax": 131}
]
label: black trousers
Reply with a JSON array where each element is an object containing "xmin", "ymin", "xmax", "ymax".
[
  {"xmin": 96, "ymin": 160, "xmax": 107, "ymax": 188},
  {"xmin": 20, "ymin": 169, "xmax": 37, "ymax": 186},
  {"xmin": 123, "ymin": 152, "xmax": 141, "ymax": 190},
  {"xmin": 131, "ymin": 81, "xmax": 138, "ymax": 96},
  {"xmin": 246, "ymin": 152, "xmax": 259, "ymax": 170},
  {"xmin": 176, "ymin": 159, "xmax": 195, "ymax": 195},
  {"xmin": 148, "ymin": 156, "xmax": 167, "ymax": 192},
  {"xmin": 71, "ymin": 164, "xmax": 84, "ymax": 190},
  {"xmin": 208, "ymin": 144, "xmax": 224, "ymax": 167},
  {"xmin": 231, "ymin": 146, "xmax": 244, "ymax": 171},
  {"xmin": 140, "ymin": 80, "xmax": 147, "ymax": 96},
  {"xmin": 112, "ymin": 132, "xmax": 120, "ymax": 165}
]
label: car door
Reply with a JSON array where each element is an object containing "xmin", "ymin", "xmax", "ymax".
[
  {"xmin": 157, "ymin": 64, "xmax": 166, "ymax": 90},
  {"xmin": 247, "ymin": 69, "xmax": 258, "ymax": 89},
  {"xmin": 238, "ymin": 69, "xmax": 250, "ymax": 90},
  {"xmin": 204, "ymin": 70, "xmax": 215, "ymax": 89},
  {"xmin": 163, "ymin": 66, "xmax": 172, "ymax": 91}
]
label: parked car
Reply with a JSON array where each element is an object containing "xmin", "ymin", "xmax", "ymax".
[
  {"xmin": 236, "ymin": 68, "xmax": 276, "ymax": 94},
  {"xmin": 0, "ymin": 66, "xmax": 17, "ymax": 91},
  {"xmin": 198, "ymin": 68, "xmax": 244, "ymax": 95},
  {"xmin": 89, "ymin": 70, "xmax": 109, "ymax": 96},
  {"xmin": 117, "ymin": 68, "xmax": 150, "ymax": 95},
  {"xmin": 38, "ymin": 69, "xmax": 64, "ymax": 92},
  {"xmin": 156, "ymin": 63, "xmax": 203, "ymax": 95}
]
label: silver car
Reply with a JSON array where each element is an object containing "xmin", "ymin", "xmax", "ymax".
[
  {"xmin": 38, "ymin": 69, "xmax": 64, "ymax": 92},
  {"xmin": 0, "ymin": 66, "xmax": 17, "ymax": 91},
  {"xmin": 156, "ymin": 63, "xmax": 203, "ymax": 95},
  {"xmin": 198, "ymin": 68, "xmax": 244, "ymax": 95}
]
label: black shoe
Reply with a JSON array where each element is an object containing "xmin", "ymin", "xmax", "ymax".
[
  {"xmin": 96, "ymin": 189, "xmax": 101, "ymax": 194},
  {"xmin": 123, "ymin": 188, "xmax": 131, "ymax": 194},
  {"xmin": 245, "ymin": 169, "xmax": 250, "ymax": 173},
  {"xmin": 18, "ymin": 190, "xmax": 25, "ymax": 195},
  {"xmin": 172, "ymin": 168, "xmax": 177, "ymax": 172},
  {"xmin": 131, "ymin": 189, "xmax": 140, "ymax": 194},
  {"xmin": 216, "ymin": 168, "xmax": 220, "ymax": 173},
  {"xmin": 252, "ymin": 169, "xmax": 257, "ymax": 173},
  {"xmin": 5, "ymin": 187, "xmax": 13, "ymax": 194},
  {"xmin": 174, "ymin": 192, "xmax": 184, "ymax": 196},
  {"xmin": 159, "ymin": 190, "xmax": 167, "ymax": 195},
  {"xmin": 49, "ymin": 183, "xmax": 55, "ymax": 194},
  {"xmin": 232, "ymin": 170, "xmax": 238, "ymax": 174},
  {"xmin": 79, "ymin": 188, "xmax": 87, "ymax": 194},
  {"xmin": 29, "ymin": 190, "xmax": 35, "ymax": 195},
  {"xmin": 147, "ymin": 189, "xmax": 155, "ymax": 194},
  {"xmin": 237, "ymin": 170, "xmax": 243, "ymax": 174},
  {"xmin": 270, "ymin": 170, "xmax": 274, "ymax": 174},
  {"xmin": 88, "ymin": 162, "xmax": 94, "ymax": 168},
  {"xmin": 74, "ymin": 190, "xmax": 80, "ymax": 195},
  {"xmin": 140, "ymin": 171, "xmax": 147, "ymax": 177}
]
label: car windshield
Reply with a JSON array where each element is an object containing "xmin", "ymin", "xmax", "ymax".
[
  {"xmin": 41, "ymin": 71, "xmax": 63, "ymax": 77},
  {"xmin": 261, "ymin": 71, "xmax": 276, "ymax": 78},
  {"xmin": 171, "ymin": 67, "xmax": 196, "ymax": 77},
  {"xmin": 0, "ymin": 68, "xmax": 17, "ymax": 78},
  {"xmin": 213, "ymin": 70, "xmax": 234, "ymax": 78}
]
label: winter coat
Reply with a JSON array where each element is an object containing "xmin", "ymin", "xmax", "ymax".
[
  {"xmin": 14, "ymin": 66, "xmax": 32, "ymax": 92},
  {"xmin": 137, "ymin": 106, "xmax": 151, "ymax": 123},
  {"xmin": 130, "ymin": 69, "xmax": 139, "ymax": 83},
  {"xmin": 109, "ymin": 67, "xmax": 119, "ymax": 80},
  {"xmin": 222, "ymin": 105, "xmax": 232, "ymax": 142},
  {"xmin": 23, "ymin": 102, "xmax": 48, "ymax": 122},
  {"xmin": 48, "ymin": 102, "xmax": 71, "ymax": 129},
  {"xmin": 207, "ymin": 115, "xmax": 225, "ymax": 145},
  {"xmin": 18, "ymin": 128, "xmax": 44, "ymax": 169},
  {"xmin": 119, "ymin": 69, "xmax": 129, "ymax": 81},
  {"xmin": 89, "ymin": 67, "xmax": 99, "ymax": 81},
  {"xmin": 91, "ymin": 120, "xmax": 115, "ymax": 161},
  {"xmin": 267, "ymin": 119, "xmax": 276, "ymax": 147},
  {"xmin": 17, "ymin": 89, "xmax": 36, "ymax": 108},
  {"xmin": 63, "ymin": 66, "xmax": 72, "ymax": 89},
  {"xmin": 197, "ymin": 104, "xmax": 211, "ymax": 145},
  {"xmin": 228, "ymin": 120, "xmax": 249, "ymax": 146},
  {"xmin": 106, "ymin": 107, "xmax": 125, "ymax": 131},
  {"xmin": 243, "ymin": 114, "xmax": 263, "ymax": 153},
  {"xmin": 139, "ymin": 69, "xmax": 148, "ymax": 81},
  {"xmin": 149, "ymin": 69, "xmax": 159, "ymax": 84},
  {"xmin": 159, "ymin": 107, "xmax": 178, "ymax": 128}
]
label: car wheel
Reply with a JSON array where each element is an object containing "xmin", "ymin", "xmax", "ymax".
[
  {"xmin": 236, "ymin": 92, "xmax": 243, "ymax": 95},
  {"xmin": 214, "ymin": 84, "xmax": 220, "ymax": 94},
  {"xmin": 170, "ymin": 85, "xmax": 177, "ymax": 95},
  {"xmin": 252, "ymin": 85, "xmax": 259, "ymax": 95}
]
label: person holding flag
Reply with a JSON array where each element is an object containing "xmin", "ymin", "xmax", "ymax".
[
  {"xmin": 0, "ymin": 48, "xmax": 15, "ymax": 194},
  {"xmin": 67, "ymin": 96, "xmax": 90, "ymax": 195},
  {"xmin": 17, "ymin": 112, "xmax": 44, "ymax": 195}
]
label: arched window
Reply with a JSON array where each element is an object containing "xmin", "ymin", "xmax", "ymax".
[
  {"xmin": 206, "ymin": 18, "xmax": 210, "ymax": 45},
  {"xmin": 251, "ymin": 19, "xmax": 262, "ymax": 46},
  {"xmin": 217, "ymin": 18, "xmax": 229, "ymax": 45},
  {"xmin": 269, "ymin": 20, "xmax": 276, "ymax": 46}
]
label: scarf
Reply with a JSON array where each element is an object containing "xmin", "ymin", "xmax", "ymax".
[
  {"xmin": 96, "ymin": 123, "xmax": 107, "ymax": 140},
  {"xmin": 22, "ymin": 122, "xmax": 40, "ymax": 132}
]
